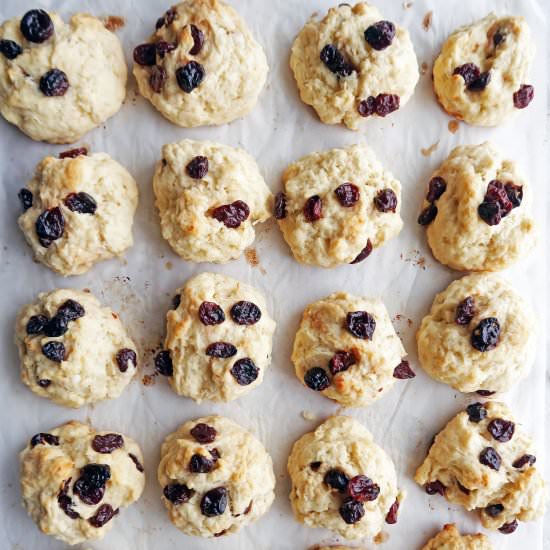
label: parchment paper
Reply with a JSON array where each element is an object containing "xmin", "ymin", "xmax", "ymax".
[{"xmin": 0, "ymin": 1, "xmax": 547, "ymax": 548}]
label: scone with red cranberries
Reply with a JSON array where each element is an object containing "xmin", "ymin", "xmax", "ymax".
[{"xmin": 421, "ymin": 524, "xmax": 492, "ymax": 550}]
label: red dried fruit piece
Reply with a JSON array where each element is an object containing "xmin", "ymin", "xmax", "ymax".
[
  {"xmin": 505, "ymin": 182, "xmax": 523, "ymax": 207},
  {"xmin": 374, "ymin": 188, "xmax": 397, "ymax": 212},
  {"xmin": 335, "ymin": 183, "xmax": 360, "ymax": 207},
  {"xmin": 186, "ymin": 155, "xmax": 209, "ymax": 178},
  {"xmin": 30, "ymin": 433, "xmax": 59, "ymax": 447},
  {"xmin": 212, "ymin": 200, "xmax": 250, "ymax": 228},
  {"xmin": 488, "ymin": 419, "xmax": 515, "ymax": 443},
  {"xmin": 36, "ymin": 206, "xmax": 65, "ymax": 247},
  {"xmin": 133, "ymin": 43, "xmax": 156, "ymax": 66},
  {"xmin": 471, "ymin": 318, "xmax": 500, "ymax": 352},
  {"xmin": 513, "ymin": 84, "xmax": 534, "ymax": 109},
  {"xmin": 466, "ymin": 402, "xmax": 487, "ymax": 423},
  {"xmin": 206, "ymin": 342, "xmax": 237, "ymax": 358},
  {"xmin": 155, "ymin": 40, "xmax": 176, "ymax": 58},
  {"xmin": 425, "ymin": 480, "xmax": 445, "ymax": 495},
  {"xmin": 350, "ymin": 239, "xmax": 373, "ymax": 264},
  {"xmin": 328, "ymin": 351, "xmax": 356, "ymax": 375},
  {"xmin": 364, "ymin": 21, "xmax": 395, "ymax": 50},
  {"xmin": 89, "ymin": 503, "xmax": 118, "ymax": 528},
  {"xmin": 486, "ymin": 503, "xmax": 504, "ymax": 517},
  {"xmin": 201, "ymin": 487, "xmax": 228, "ymax": 517},
  {"xmin": 320, "ymin": 44, "xmax": 354, "ymax": 77},
  {"xmin": 498, "ymin": 520, "xmax": 518, "ymax": 534},
  {"xmin": 149, "ymin": 66, "xmax": 167, "ymax": 93},
  {"xmin": 418, "ymin": 204, "xmax": 438, "ymax": 225},
  {"xmin": 324, "ymin": 469, "xmax": 349, "ymax": 493},
  {"xmin": 18, "ymin": 188, "xmax": 33, "ymax": 211},
  {"xmin": 484, "ymin": 180, "xmax": 513, "ymax": 213},
  {"xmin": 274, "ymin": 192, "xmax": 287, "ymax": 219},
  {"xmin": 73, "ymin": 464, "xmax": 111, "ymax": 505},
  {"xmin": 468, "ymin": 71, "xmax": 491, "ymax": 91},
  {"xmin": 0, "ymin": 39, "xmax": 22, "ymax": 59},
  {"xmin": 512, "ymin": 454, "xmax": 536, "ymax": 469},
  {"xmin": 189, "ymin": 454, "xmax": 215, "ymax": 473},
  {"xmin": 156, "ymin": 7, "xmax": 177, "ymax": 29},
  {"xmin": 304, "ymin": 367, "xmax": 330, "ymax": 391},
  {"xmin": 59, "ymin": 147, "xmax": 87, "ymax": 159},
  {"xmin": 20, "ymin": 9, "xmax": 53, "ymax": 43},
  {"xmin": 303, "ymin": 195, "xmax": 323, "ymax": 222},
  {"xmin": 385, "ymin": 499, "xmax": 399, "ymax": 524},
  {"xmin": 164, "ymin": 483, "xmax": 194, "ymax": 504},
  {"xmin": 478, "ymin": 201, "xmax": 502, "ymax": 226},
  {"xmin": 198, "ymin": 301, "xmax": 225, "ymax": 325},
  {"xmin": 479, "ymin": 447, "xmax": 501, "ymax": 470},
  {"xmin": 39, "ymin": 69, "xmax": 69, "ymax": 96},
  {"xmin": 128, "ymin": 453, "xmax": 144, "ymax": 472},
  {"xmin": 42, "ymin": 341, "xmax": 66, "ymax": 363},
  {"xmin": 189, "ymin": 24, "xmax": 205, "ymax": 55},
  {"xmin": 426, "ymin": 177, "xmax": 447, "ymax": 202},
  {"xmin": 310, "ymin": 461, "xmax": 322, "ymax": 471},
  {"xmin": 339, "ymin": 498, "xmax": 365, "ymax": 524},
  {"xmin": 455, "ymin": 296, "xmax": 476, "ymax": 325},
  {"xmin": 358, "ymin": 96, "xmax": 376, "ymax": 117},
  {"xmin": 155, "ymin": 350, "xmax": 173, "ymax": 376},
  {"xmin": 375, "ymin": 93, "xmax": 400, "ymax": 116},
  {"xmin": 347, "ymin": 475, "xmax": 380, "ymax": 502},
  {"xmin": 64, "ymin": 192, "xmax": 97, "ymax": 214},
  {"xmin": 58, "ymin": 478, "xmax": 80, "ymax": 519},
  {"xmin": 116, "ymin": 349, "xmax": 137, "ymax": 373},
  {"xmin": 26, "ymin": 315, "xmax": 48, "ymax": 335},
  {"xmin": 92, "ymin": 434, "xmax": 124, "ymax": 453},
  {"xmin": 190, "ymin": 423, "xmax": 217, "ymax": 444},
  {"xmin": 393, "ymin": 359, "xmax": 415, "ymax": 379},
  {"xmin": 230, "ymin": 358, "xmax": 259, "ymax": 386},
  {"xmin": 453, "ymin": 63, "xmax": 480, "ymax": 86},
  {"xmin": 176, "ymin": 61, "xmax": 205, "ymax": 93},
  {"xmin": 230, "ymin": 301, "xmax": 261, "ymax": 325},
  {"xmin": 346, "ymin": 311, "xmax": 376, "ymax": 340}
]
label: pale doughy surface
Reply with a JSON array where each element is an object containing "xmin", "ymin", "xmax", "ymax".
[
  {"xmin": 165, "ymin": 272, "xmax": 275, "ymax": 402},
  {"xmin": 133, "ymin": 0, "xmax": 268, "ymax": 127},
  {"xmin": 415, "ymin": 401, "xmax": 547, "ymax": 532},
  {"xmin": 417, "ymin": 274, "xmax": 536, "ymax": 393},
  {"xmin": 433, "ymin": 13, "xmax": 535, "ymax": 127},
  {"xmin": 421, "ymin": 142, "xmax": 536, "ymax": 271},
  {"xmin": 288, "ymin": 416, "xmax": 398, "ymax": 540},
  {"xmin": 19, "ymin": 420, "xmax": 145, "ymax": 546},
  {"xmin": 158, "ymin": 415, "xmax": 275, "ymax": 538},
  {"xmin": 18, "ymin": 152, "xmax": 138, "ymax": 276},
  {"xmin": 278, "ymin": 144, "xmax": 403, "ymax": 267},
  {"xmin": 0, "ymin": 12, "xmax": 127, "ymax": 143},
  {"xmin": 153, "ymin": 139, "xmax": 272, "ymax": 263},
  {"xmin": 421, "ymin": 524, "xmax": 492, "ymax": 550},
  {"xmin": 290, "ymin": 2, "xmax": 418, "ymax": 129},
  {"xmin": 15, "ymin": 289, "xmax": 138, "ymax": 408}
]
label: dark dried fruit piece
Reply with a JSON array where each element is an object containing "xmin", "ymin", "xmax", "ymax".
[
  {"xmin": 374, "ymin": 188, "xmax": 398, "ymax": 212},
  {"xmin": 59, "ymin": 147, "xmax": 87, "ymax": 159},
  {"xmin": 320, "ymin": 44, "xmax": 354, "ymax": 77},
  {"xmin": 274, "ymin": 192, "xmax": 287, "ymax": 219},
  {"xmin": 418, "ymin": 204, "xmax": 438, "ymax": 225},
  {"xmin": 89, "ymin": 503, "xmax": 118, "ymax": 528},
  {"xmin": 453, "ymin": 63, "xmax": 480, "ymax": 85},
  {"xmin": 149, "ymin": 66, "xmax": 167, "ymax": 93},
  {"xmin": 212, "ymin": 200, "xmax": 250, "ymax": 228},
  {"xmin": 335, "ymin": 183, "xmax": 360, "ymax": 207},
  {"xmin": 64, "ymin": 192, "xmax": 97, "ymax": 214},
  {"xmin": 201, "ymin": 487, "xmax": 228, "ymax": 517},
  {"xmin": 172, "ymin": 294, "xmax": 181, "ymax": 310},
  {"xmin": 471, "ymin": 318, "xmax": 500, "ymax": 352},
  {"xmin": 513, "ymin": 84, "xmax": 534, "ymax": 109},
  {"xmin": 479, "ymin": 447, "xmax": 501, "ymax": 471},
  {"xmin": 230, "ymin": 301, "xmax": 261, "ymax": 325},
  {"xmin": 457, "ymin": 480, "xmax": 471, "ymax": 495},
  {"xmin": 493, "ymin": 30, "xmax": 506, "ymax": 47},
  {"xmin": 512, "ymin": 454, "xmax": 536, "ymax": 469},
  {"xmin": 36, "ymin": 206, "xmax": 65, "ymax": 247},
  {"xmin": 20, "ymin": 9, "xmax": 54, "ymax": 43},
  {"xmin": 425, "ymin": 481, "xmax": 445, "ymax": 495},
  {"xmin": 164, "ymin": 483, "xmax": 194, "ymax": 504},
  {"xmin": 128, "ymin": 453, "xmax": 144, "ymax": 472},
  {"xmin": 73, "ymin": 464, "xmax": 111, "ymax": 505},
  {"xmin": 190, "ymin": 423, "xmax": 217, "ymax": 444},
  {"xmin": 30, "ymin": 432, "xmax": 59, "ymax": 447},
  {"xmin": 0, "ymin": 39, "xmax": 23, "ymax": 59},
  {"xmin": 155, "ymin": 40, "xmax": 176, "ymax": 58},
  {"xmin": 116, "ymin": 349, "xmax": 137, "ymax": 373},
  {"xmin": 189, "ymin": 454, "xmax": 215, "ymax": 473},
  {"xmin": 468, "ymin": 71, "xmax": 491, "ymax": 91},
  {"xmin": 198, "ymin": 302, "xmax": 225, "ymax": 325},
  {"xmin": 206, "ymin": 342, "xmax": 237, "ymax": 358},
  {"xmin": 393, "ymin": 360, "xmax": 415, "ymax": 379},
  {"xmin": 455, "ymin": 296, "xmax": 476, "ymax": 325},
  {"xmin": 189, "ymin": 24, "xmax": 205, "ymax": 55},
  {"xmin": 426, "ymin": 177, "xmax": 447, "ymax": 203},
  {"xmin": 304, "ymin": 367, "xmax": 330, "ymax": 391},
  {"xmin": 92, "ymin": 434, "xmax": 124, "ymax": 454},
  {"xmin": 58, "ymin": 478, "xmax": 80, "ymax": 519},
  {"xmin": 37, "ymin": 379, "xmax": 51, "ymax": 388},
  {"xmin": 186, "ymin": 155, "xmax": 208, "ymax": 178},
  {"xmin": 18, "ymin": 188, "xmax": 33, "ymax": 211},
  {"xmin": 488, "ymin": 419, "xmax": 515, "ymax": 443},
  {"xmin": 364, "ymin": 20, "xmax": 396, "ymax": 50},
  {"xmin": 39, "ymin": 69, "xmax": 69, "ymax": 97},
  {"xmin": 358, "ymin": 96, "xmax": 376, "ymax": 117},
  {"xmin": 26, "ymin": 314, "xmax": 48, "ymax": 335},
  {"xmin": 43, "ymin": 314, "xmax": 68, "ymax": 337},
  {"xmin": 498, "ymin": 519, "xmax": 518, "ymax": 534},
  {"xmin": 486, "ymin": 503, "xmax": 504, "ymax": 517},
  {"xmin": 466, "ymin": 402, "xmax": 487, "ymax": 423},
  {"xmin": 505, "ymin": 182, "xmax": 523, "ymax": 208},
  {"xmin": 155, "ymin": 350, "xmax": 173, "ymax": 376},
  {"xmin": 350, "ymin": 239, "xmax": 373, "ymax": 264},
  {"xmin": 374, "ymin": 93, "xmax": 400, "ymax": 116},
  {"xmin": 156, "ymin": 7, "xmax": 177, "ymax": 29},
  {"xmin": 339, "ymin": 497, "xmax": 365, "ymax": 524},
  {"xmin": 324, "ymin": 469, "xmax": 349, "ymax": 493},
  {"xmin": 133, "ymin": 43, "xmax": 156, "ymax": 66},
  {"xmin": 478, "ymin": 201, "xmax": 502, "ymax": 226},
  {"xmin": 346, "ymin": 311, "xmax": 376, "ymax": 340},
  {"xmin": 328, "ymin": 351, "xmax": 356, "ymax": 375},
  {"xmin": 347, "ymin": 475, "xmax": 380, "ymax": 502},
  {"xmin": 477, "ymin": 390, "xmax": 495, "ymax": 396},
  {"xmin": 230, "ymin": 358, "xmax": 259, "ymax": 386},
  {"xmin": 176, "ymin": 61, "xmax": 205, "ymax": 93},
  {"xmin": 385, "ymin": 498, "xmax": 399, "ymax": 524},
  {"xmin": 57, "ymin": 300, "xmax": 85, "ymax": 322},
  {"xmin": 479, "ymin": 180, "xmax": 513, "ymax": 226},
  {"xmin": 303, "ymin": 195, "xmax": 323, "ymax": 222},
  {"xmin": 310, "ymin": 461, "xmax": 322, "ymax": 471},
  {"xmin": 42, "ymin": 341, "xmax": 66, "ymax": 362}
]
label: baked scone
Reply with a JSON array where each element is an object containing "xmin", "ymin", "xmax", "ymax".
[
  {"xmin": 132, "ymin": 0, "xmax": 268, "ymax": 127},
  {"xmin": 313, "ymin": 546, "xmax": 366, "ymax": 550},
  {"xmin": 433, "ymin": 13, "xmax": 535, "ymax": 127},
  {"xmin": 417, "ymin": 274, "xmax": 536, "ymax": 394},
  {"xmin": 153, "ymin": 139, "xmax": 272, "ymax": 263},
  {"xmin": 421, "ymin": 524, "xmax": 492, "ymax": 550},
  {"xmin": 276, "ymin": 144, "xmax": 403, "ymax": 267},
  {"xmin": 288, "ymin": 416, "xmax": 400, "ymax": 540},
  {"xmin": 292, "ymin": 292, "xmax": 411, "ymax": 407},
  {"xmin": 155, "ymin": 272, "xmax": 276, "ymax": 402},
  {"xmin": 15, "ymin": 289, "xmax": 138, "ymax": 408},
  {"xmin": 18, "ymin": 149, "xmax": 138, "ymax": 276},
  {"xmin": 417, "ymin": 142, "xmax": 536, "ymax": 271},
  {"xmin": 20, "ymin": 420, "xmax": 145, "ymax": 546},
  {"xmin": 290, "ymin": 2, "xmax": 418, "ymax": 129},
  {"xmin": 158, "ymin": 415, "xmax": 275, "ymax": 537},
  {"xmin": 415, "ymin": 401, "xmax": 547, "ymax": 535},
  {"xmin": 0, "ymin": 10, "xmax": 127, "ymax": 143}
]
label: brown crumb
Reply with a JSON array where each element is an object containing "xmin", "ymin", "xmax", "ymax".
[
  {"xmin": 142, "ymin": 374, "xmax": 156, "ymax": 387},
  {"xmin": 421, "ymin": 141, "xmax": 439, "ymax": 156},
  {"xmin": 83, "ymin": 288, "xmax": 91, "ymax": 293},
  {"xmin": 374, "ymin": 531, "xmax": 390, "ymax": 544},
  {"xmin": 104, "ymin": 15, "xmax": 125, "ymax": 32},
  {"xmin": 421, "ymin": 61, "xmax": 429, "ymax": 75},
  {"xmin": 403, "ymin": 1, "xmax": 413, "ymax": 8},
  {"xmin": 448, "ymin": 120, "xmax": 460, "ymax": 134},
  {"xmin": 402, "ymin": 249, "xmax": 427, "ymax": 270},
  {"xmin": 111, "ymin": 312, "xmax": 118, "ymax": 320},
  {"xmin": 422, "ymin": 11, "xmax": 433, "ymax": 31},
  {"xmin": 165, "ymin": 261, "xmax": 173, "ymax": 271},
  {"xmin": 245, "ymin": 247, "xmax": 259, "ymax": 267}
]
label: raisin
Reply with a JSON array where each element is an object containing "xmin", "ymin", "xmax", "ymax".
[
  {"xmin": 513, "ymin": 84, "xmax": 534, "ymax": 109},
  {"xmin": 505, "ymin": 182, "xmax": 523, "ymax": 207},
  {"xmin": 358, "ymin": 96, "xmax": 376, "ymax": 117},
  {"xmin": 374, "ymin": 93, "xmax": 400, "ymax": 116},
  {"xmin": 385, "ymin": 499, "xmax": 399, "ymax": 524},
  {"xmin": 339, "ymin": 498, "xmax": 365, "ymax": 524},
  {"xmin": 324, "ymin": 469, "xmax": 349, "ymax": 493},
  {"xmin": 418, "ymin": 204, "xmax": 438, "ymax": 225},
  {"xmin": 393, "ymin": 360, "xmax": 416, "ymax": 379},
  {"xmin": 425, "ymin": 481, "xmax": 445, "ymax": 495},
  {"xmin": 36, "ymin": 206, "xmax": 64, "ymax": 247},
  {"xmin": 26, "ymin": 314, "xmax": 48, "ymax": 335},
  {"xmin": 198, "ymin": 302, "xmax": 225, "ymax": 325},
  {"xmin": 189, "ymin": 24, "xmax": 205, "ymax": 55},
  {"xmin": 156, "ymin": 7, "xmax": 177, "ymax": 29},
  {"xmin": 0, "ymin": 39, "xmax": 23, "ymax": 59},
  {"xmin": 477, "ymin": 390, "xmax": 495, "ymax": 396},
  {"xmin": 471, "ymin": 318, "xmax": 500, "ymax": 352},
  {"xmin": 498, "ymin": 520, "xmax": 518, "ymax": 534},
  {"xmin": 481, "ymin": 180, "xmax": 513, "ymax": 224},
  {"xmin": 92, "ymin": 434, "xmax": 124, "ymax": 453},
  {"xmin": 468, "ymin": 71, "xmax": 491, "ymax": 91},
  {"xmin": 486, "ymin": 503, "xmax": 504, "ymax": 517},
  {"xmin": 319, "ymin": 44, "xmax": 354, "ymax": 77},
  {"xmin": 212, "ymin": 200, "xmax": 250, "ymax": 228},
  {"xmin": 128, "ymin": 453, "xmax": 144, "ymax": 472},
  {"xmin": 58, "ymin": 478, "xmax": 80, "ymax": 519},
  {"xmin": 512, "ymin": 454, "xmax": 536, "ymax": 469},
  {"xmin": 57, "ymin": 300, "xmax": 85, "ymax": 321},
  {"xmin": 18, "ymin": 188, "xmax": 33, "ymax": 211},
  {"xmin": 176, "ymin": 61, "xmax": 205, "ymax": 93},
  {"xmin": 426, "ymin": 177, "xmax": 447, "ymax": 202},
  {"xmin": 64, "ymin": 192, "xmax": 97, "ymax": 214},
  {"xmin": 487, "ymin": 419, "xmax": 515, "ymax": 443},
  {"xmin": 303, "ymin": 195, "xmax": 322, "ymax": 221},
  {"xmin": 39, "ymin": 69, "xmax": 69, "ymax": 96},
  {"xmin": 310, "ymin": 461, "xmax": 322, "ymax": 471},
  {"xmin": 149, "ymin": 66, "xmax": 167, "ymax": 93},
  {"xmin": 304, "ymin": 367, "xmax": 330, "ymax": 391},
  {"xmin": 455, "ymin": 296, "xmax": 476, "ymax": 326},
  {"xmin": 30, "ymin": 433, "xmax": 59, "ymax": 447},
  {"xmin": 186, "ymin": 155, "xmax": 208, "ymax": 179},
  {"xmin": 479, "ymin": 447, "xmax": 501, "ymax": 470},
  {"xmin": 73, "ymin": 464, "xmax": 111, "ymax": 505},
  {"xmin": 230, "ymin": 358, "xmax": 259, "ymax": 386},
  {"xmin": 453, "ymin": 63, "xmax": 480, "ymax": 86},
  {"xmin": 347, "ymin": 475, "xmax": 380, "ymax": 502},
  {"xmin": 43, "ymin": 314, "xmax": 68, "ymax": 337},
  {"xmin": 374, "ymin": 188, "xmax": 397, "ymax": 212},
  {"xmin": 89, "ymin": 503, "xmax": 118, "ymax": 528},
  {"xmin": 346, "ymin": 311, "xmax": 376, "ymax": 340},
  {"xmin": 364, "ymin": 21, "xmax": 396, "ymax": 50},
  {"xmin": 37, "ymin": 379, "xmax": 51, "ymax": 388},
  {"xmin": 478, "ymin": 201, "xmax": 502, "ymax": 226},
  {"xmin": 350, "ymin": 239, "xmax": 373, "ymax": 264},
  {"xmin": 133, "ymin": 43, "xmax": 156, "ymax": 66},
  {"xmin": 20, "ymin": 9, "xmax": 54, "ymax": 43},
  {"xmin": 206, "ymin": 342, "xmax": 237, "ymax": 358},
  {"xmin": 230, "ymin": 301, "xmax": 261, "ymax": 325},
  {"xmin": 328, "ymin": 351, "xmax": 356, "ymax": 375},
  {"xmin": 189, "ymin": 454, "xmax": 215, "ymax": 473},
  {"xmin": 155, "ymin": 350, "xmax": 173, "ymax": 376},
  {"xmin": 164, "ymin": 483, "xmax": 194, "ymax": 504},
  {"xmin": 155, "ymin": 40, "xmax": 176, "ymax": 58},
  {"xmin": 172, "ymin": 294, "xmax": 181, "ymax": 310},
  {"xmin": 335, "ymin": 183, "xmax": 360, "ymax": 207},
  {"xmin": 201, "ymin": 487, "xmax": 228, "ymax": 517},
  {"xmin": 59, "ymin": 147, "xmax": 87, "ymax": 159},
  {"xmin": 42, "ymin": 341, "xmax": 66, "ymax": 362},
  {"xmin": 466, "ymin": 402, "xmax": 487, "ymax": 423},
  {"xmin": 116, "ymin": 349, "xmax": 137, "ymax": 373},
  {"xmin": 274, "ymin": 192, "xmax": 287, "ymax": 219},
  {"xmin": 190, "ymin": 423, "xmax": 217, "ymax": 444},
  {"xmin": 493, "ymin": 30, "xmax": 506, "ymax": 47}
]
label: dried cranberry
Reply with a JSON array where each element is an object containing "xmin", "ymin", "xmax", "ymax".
[
  {"xmin": 374, "ymin": 188, "xmax": 397, "ymax": 212},
  {"xmin": 274, "ymin": 192, "xmax": 287, "ymax": 219},
  {"xmin": 156, "ymin": 7, "xmax": 177, "ymax": 29},
  {"xmin": 346, "ymin": 311, "xmax": 376, "ymax": 340},
  {"xmin": 92, "ymin": 434, "xmax": 124, "ymax": 453},
  {"xmin": 479, "ymin": 447, "xmax": 501, "ymax": 470},
  {"xmin": 0, "ymin": 39, "xmax": 22, "ymax": 59},
  {"xmin": 358, "ymin": 96, "xmax": 376, "ymax": 117},
  {"xmin": 58, "ymin": 478, "xmax": 80, "ymax": 519},
  {"xmin": 73, "ymin": 464, "xmax": 111, "ymax": 505},
  {"xmin": 189, "ymin": 454, "xmax": 215, "ymax": 473},
  {"xmin": 206, "ymin": 342, "xmax": 237, "ymax": 358},
  {"xmin": 426, "ymin": 177, "xmax": 447, "ymax": 202},
  {"xmin": 190, "ymin": 423, "xmax": 217, "ymax": 444},
  {"xmin": 303, "ymin": 195, "xmax": 323, "ymax": 222},
  {"xmin": 453, "ymin": 63, "xmax": 480, "ymax": 86},
  {"xmin": 478, "ymin": 201, "xmax": 502, "ymax": 226},
  {"xmin": 20, "ymin": 9, "xmax": 54, "ymax": 43},
  {"xmin": 36, "ymin": 206, "xmax": 64, "ymax": 247},
  {"xmin": 37, "ymin": 379, "xmax": 51, "ymax": 388},
  {"xmin": 375, "ymin": 93, "xmax": 400, "ymax": 116},
  {"xmin": 198, "ymin": 302, "xmax": 225, "ymax": 325},
  {"xmin": 486, "ymin": 503, "xmax": 504, "ymax": 517},
  {"xmin": 42, "ymin": 341, "xmax": 66, "ymax": 362},
  {"xmin": 498, "ymin": 520, "xmax": 518, "ymax": 534},
  {"xmin": 339, "ymin": 498, "xmax": 365, "ymax": 524},
  {"xmin": 230, "ymin": 301, "xmax": 261, "ymax": 325},
  {"xmin": 43, "ymin": 314, "xmax": 68, "ymax": 337},
  {"xmin": 324, "ymin": 469, "xmax": 349, "ymax": 493},
  {"xmin": 328, "ymin": 351, "xmax": 356, "ymax": 375},
  {"xmin": 128, "ymin": 453, "xmax": 144, "ymax": 472},
  {"xmin": 212, "ymin": 200, "xmax": 250, "ymax": 228},
  {"xmin": 335, "ymin": 183, "xmax": 360, "ymax": 207},
  {"xmin": 116, "ymin": 349, "xmax": 137, "ymax": 373},
  {"xmin": 350, "ymin": 239, "xmax": 373, "ymax": 264},
  {"xmin": 176, "ymin": 61, "xmax": 205, "ymax": 93},
  {"xmin": 26, "ymin": 314, "xmax": 48, "ymax": 335},
  {"xmin": 455, "ymin": 296, "xmax": 476, "ymax": 325},
  {"xmin": 133, "ymin": 43, "xmax": 156, "ymax": 66},
  {"xmin": 172, "ymin": 294, "xmax": 181, "ymax": 310},
  {"xmin": 310, "ymin": 461, "xmax": 322, "ymax": 471},
  {"xmin": 155, "ymin": 350, "xmax": 173, "ymax": 376},
  {"xmin": 164, "ymin": 483, "xmax": 194, "ymax": 504},
  {"xmin": 18, "ymin": 188, "xmax": 33, "ymax": 211},
  {"xmin": 230, "ymin": 358, "xmax": 259, "ymax": 386},
  {"xmin": 89, "ymin": 503, "xmax": 118, "ymax": 528},
  {"xmin": 149, "ymin": 66, "xmax": 167, "ymax": 93},
  {"xmin": 64, "ymin": 192, "xmax": 97, "ymax": 214},
  {"xmin": 513, "ymin": 85, "xmax": 534, "ymax": 109},
  {"xmin": 39, "ymin": 69, "xmax": 69, "ymax": 96},
  {"xmin": 468, "ymin": 71, "xmax": 491, "ymax": 91},
  {"xmin": 347, "ymin": 475, "xmax": 380, "ymax": 502},
  {"xmin": 418, "ymin": 204, "xmax": 438, "ymax": 225},
  {"xmin": 304, "ymin": 367, "xmax": 330, "ymax": 391},
  {"xmin": 59, "ymin": 147, "xmax": 87, "ymax": 159},
  {"xmin": 471, "ymin": 318, "xmax": 500, "ymax": 352},
  {"xmin": 30, "ymin": 432, "xmax": 59, "ymax": 447},
  {"xmin": 425, "ymin": 481, "xmax": 445, "ymax": 495},
  {"xmin": 385, "ymin": 499, "xmax": 399, "ymax": 524},
  {"xmin": 482, "ymin": 180, "xmax": 513, "ymax": 221},
  {"xmin": 319, "ymin": 44, "xmax": 354, "ymax": 77},
  {"xmin": 505, "ymin": 182, "xmax": 523, "ymax": 208},
  {"xmin": 189, "ymin": 24, "xmax": 205, "ymax": 55},
  {"xmin": 364, "ymin": 20, "xmax": 396, "ymax": 50},
  {"xmin": 477, "ymin": 390, "xmax": 495, "ymax": 396},
  {"xmin": 488, "ymin": 419, "xmax": 515, "ymax": 443},
  {"xmin": 393, "ymin": 359, "xmax": 416, "ymax": 379},
  {"xmin": 201, "ymin": 487, "xmax": 228, "ymax": 517},
  {"xmin": 155, "ymin": 40, "xmax": 176, "ymax": 58},
  {"xmin": 57, "ymin": 300, "xmax": 85, "ymax": 322},
  {"xmin": 466, "ymin": 402, "xmax": 487, "ymax": 423},
  {"xmin": 186, "ymin": 155, "xmax": 209, "ymax": 179},
  {"xmin": 512, "ymin": 454, "xmax": 536, "ymax": 469}
]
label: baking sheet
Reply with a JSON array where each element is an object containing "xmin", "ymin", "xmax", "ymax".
[{"xmin": 0, "ymin": 0, "xmax": 547, "ymax": 548}]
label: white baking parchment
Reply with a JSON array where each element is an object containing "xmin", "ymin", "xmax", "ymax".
[{"xmin": 0, "ymin": 0, "xmax": 547, "ymax": 548}]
